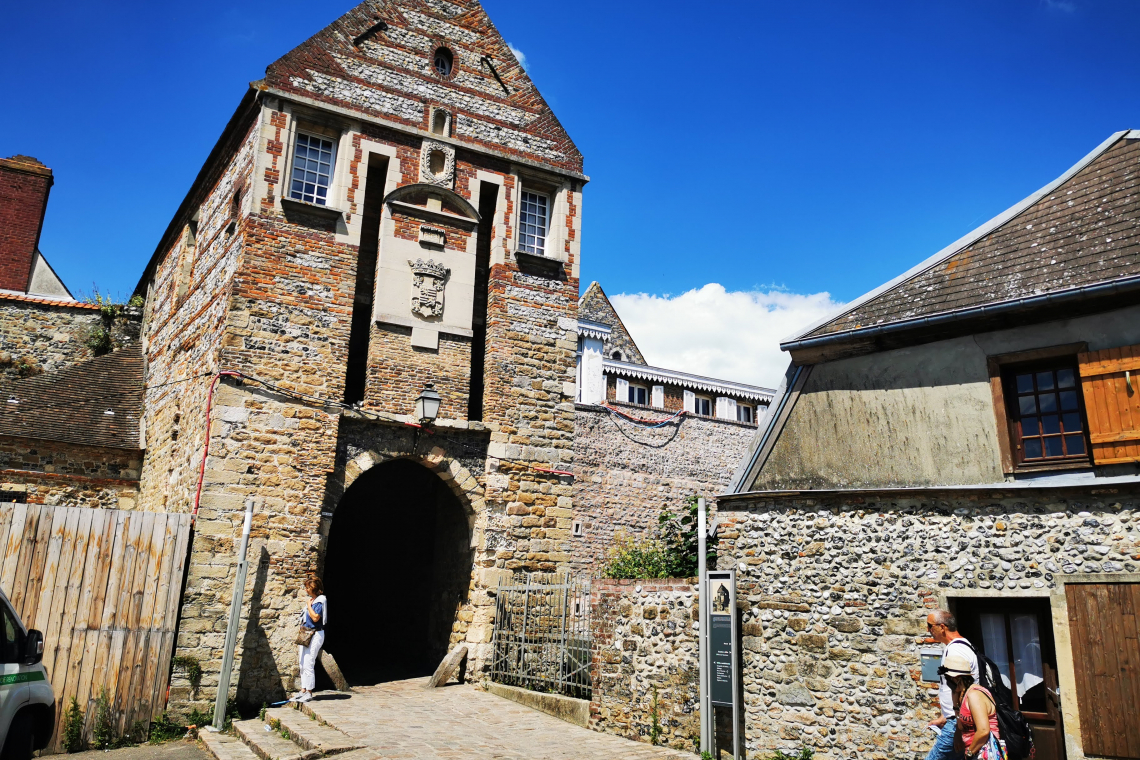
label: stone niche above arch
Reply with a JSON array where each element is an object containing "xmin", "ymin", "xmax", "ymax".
[{"xmin": 373, "ymin": 183, "xmax": 481, "ymax": 349}]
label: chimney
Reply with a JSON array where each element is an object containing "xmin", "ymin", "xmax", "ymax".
[{"xmin": 0, "ymin": 155, "xmax": 54, "ymax": 293}]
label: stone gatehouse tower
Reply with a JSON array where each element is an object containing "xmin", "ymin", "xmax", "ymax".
[{"xmin": 132, "ymin": 0, "xmax": 584, "ymax": 711}]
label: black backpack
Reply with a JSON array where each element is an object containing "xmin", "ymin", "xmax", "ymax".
[{"xmin": 954, "ymin": 640, "xmax": 1036, "ymax": 760}]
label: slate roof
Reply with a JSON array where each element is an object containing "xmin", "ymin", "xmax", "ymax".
[
  {"xmin": 263, "ymin": 0, "xmax": 584, "ymax": 175},
  {"xmin": 578, "ymin": 282, "xmax": 646, "ymax": 365},
  {"xmin": 794, "ymin": 131, "xmax": 1140, "ymax": 343},
  {"xmin": 0, "ymin": 346, "xmax": 144, "ymax": 450}
]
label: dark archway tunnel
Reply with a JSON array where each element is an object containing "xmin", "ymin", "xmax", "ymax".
[{"xmin": 322, "ymin": 458, "xmax": 473, "ymax": 685}]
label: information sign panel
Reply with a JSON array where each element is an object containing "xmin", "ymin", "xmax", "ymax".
[{"xmin": 707, "ymin": 571, "xmax": 735, "ymax": 708}]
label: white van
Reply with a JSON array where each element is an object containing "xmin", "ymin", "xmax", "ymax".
[{"xmin": 0, "ymin": 588, "xmax": 53, "ymax": 760}]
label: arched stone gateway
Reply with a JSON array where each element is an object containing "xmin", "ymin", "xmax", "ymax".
[{"xmin": 322, "ymin": 450, "xmax": 483, "ymax": 685}]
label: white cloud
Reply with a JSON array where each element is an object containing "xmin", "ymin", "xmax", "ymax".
[
  {"xmin": 610, "ymin": 284, "xmax": 844, "ymax": 388},
  {"xmin": 506, "ymin": 42, "xmax": 529, "ymax": 71}
]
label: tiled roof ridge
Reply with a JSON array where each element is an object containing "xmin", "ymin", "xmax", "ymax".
[{"xmin": 0, "ymin": 291, "xmax": 91, "ymax": 309}]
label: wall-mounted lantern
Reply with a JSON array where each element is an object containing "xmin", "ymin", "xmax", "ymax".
[{"xmin": 415, "ymin": 383, "xmax": 442, "ymax": 424}]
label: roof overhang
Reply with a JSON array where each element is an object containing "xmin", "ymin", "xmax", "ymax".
[
  {"xmin": 577, "ymin": 319, "xmax": 611, "ymax": 341},
  {"xmin": 603, "ymin": 359, "xmax": 775, "ymax": 402}
]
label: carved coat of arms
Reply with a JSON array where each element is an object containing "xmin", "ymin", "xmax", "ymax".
[{"xmin": 408, "ymin": 258, "xmax": 450, "ymax": 319}]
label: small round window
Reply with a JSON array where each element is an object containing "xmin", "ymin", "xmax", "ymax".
[{"xmin": 433, "ymin": 47, "xmax": 454, "ymax": 77}]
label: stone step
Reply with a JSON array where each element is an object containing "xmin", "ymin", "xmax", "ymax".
[
  {"xmin": 233, "ymin": 718, "xmax": 321, "ymax": 760},
  {"xmin": 265, "ymin": 708, "xmax": 362, "ymax": 755},
  {"xmin": 200, "ymin": 729, "xmax": 262, "ymax": 760}
]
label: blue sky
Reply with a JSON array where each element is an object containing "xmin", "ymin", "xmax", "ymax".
[{"xmin": 3, "ymin": 0, "xmax": 1139, "ymax": 384}]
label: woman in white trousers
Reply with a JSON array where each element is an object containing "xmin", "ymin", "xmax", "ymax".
[{"xmin": 294, "ymin": 576, "xmax": 327, "ymax": 703}]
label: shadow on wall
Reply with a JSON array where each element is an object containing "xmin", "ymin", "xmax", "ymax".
[{"xmin": 236, "ymin": 547, "xmax": 285, "ymax": 707}]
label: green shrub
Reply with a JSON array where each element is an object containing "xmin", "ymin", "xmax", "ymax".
[
  {"xmin": 770, "ymin": 748, "xmax": 814, "ymax": 760},
  {"xmin": 600, "ymin": 533, "xmax": 670, "ymax": 579},
  {"xmin": 62, "ymin": 696, "xmax": 84, "ymax": 753},
  {"xmin": 601, "ymin": 497, "xmax": 716, "ymax": 579},
  {"xmin": 148, "ymin": 713, "xmax": 188, "ymax": 744},
  {"xmin": 92, "ymin": 688, "xmax": 117, "ymax": 750},
  {"xmin": 172, "ymin": 655, "xmax": 203, "ymax": 691}
]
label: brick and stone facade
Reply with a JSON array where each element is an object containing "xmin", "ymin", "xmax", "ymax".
[{"xmin": 129, "ymin": 0, "xmax": 586, "ymax": 713}]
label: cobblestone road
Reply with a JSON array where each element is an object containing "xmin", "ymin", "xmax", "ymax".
[{"xmin": 302, "ymin": 680, "xmax": 695, "ymax": 759}]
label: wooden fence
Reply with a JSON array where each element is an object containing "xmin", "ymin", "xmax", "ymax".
[{"xmin": 0, "ymin": 503, "xmax": 191, "ymax": 750}]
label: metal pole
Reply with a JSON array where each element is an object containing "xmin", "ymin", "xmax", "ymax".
[
  {"xmin": 213, "ymin": 498, "xmax": 254, "ymax": 731},
  {"xmin": 697, "ymin": 497, "xmax": 710, "ymax": 755}
]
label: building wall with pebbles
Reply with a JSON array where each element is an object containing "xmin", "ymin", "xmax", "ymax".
[
  {"xmin": 589, "ymin": 578, "xmax": 702, "ymax": 752},
  {"xmin": 712, "ymin": 485, "xmax": 1140, "ymax": 760}
]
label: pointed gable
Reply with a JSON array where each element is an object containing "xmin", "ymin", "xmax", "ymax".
[
  {"xmin": 796, "ymin": 132, "xmax": 1140, "ymax": 346},
  {"xmin": 579, "ymin": 282, "xmax": 646, "ymax": 365},
  {"xmin": 263, "ymin": 0, "xmax": 583, "ymax": 175}
]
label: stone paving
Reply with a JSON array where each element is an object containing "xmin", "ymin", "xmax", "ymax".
[{"xmin": 299, "ymin": 679, "xmax": 696, "ymax": 760}]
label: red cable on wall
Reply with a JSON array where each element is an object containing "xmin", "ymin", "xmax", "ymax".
[{"xmin": 191, "ymin": 371, "xmax": 242, "ymax": 525}]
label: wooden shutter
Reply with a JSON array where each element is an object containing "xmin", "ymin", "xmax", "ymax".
[
  {"xmin": 1065, "ymin": 583, "xmax": 1140, "ymax": 759},
  {"xmin": 1077, "ymin": 345, "xmax": 1140, "ymax": 464}
]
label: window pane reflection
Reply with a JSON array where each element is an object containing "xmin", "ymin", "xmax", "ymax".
[
  {"xmin": 1011, "ymin": 614, "xmax": 1045, "ymax": 712},
  {"xmin": 979, "ymin": 614, "xmax": 1012, "ymax": 692}
]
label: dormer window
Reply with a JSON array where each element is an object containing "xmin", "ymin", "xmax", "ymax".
[
  {"xmin": 290, "ymin": 133, "xmax": 337, "ymax": 206},
  {"xmin": 433, "ymin": 47, "xmax": 454, "ymax": 78},
  {"xmin": 519, "ymin": 190, "xmax": 550, "ymax": 255}
]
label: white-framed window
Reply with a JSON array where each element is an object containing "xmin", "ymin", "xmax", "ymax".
[
  {"xmin": 693, "ymin": 396, "xmax": 712, "ymax": 416},
  {"xmin": 518, "ymin": 190, "xmax": 550, "ymax": 255},
  {"xmin": 737, "ymin": 404, "xmax": 753, "ymax": 423},
  {"xmin": 290, "ymin": 132, "xmax": 337, "ymax": 205},
  {"xmin": 628, "ymin": 385, "xmax": 648, "ymax": 405}
]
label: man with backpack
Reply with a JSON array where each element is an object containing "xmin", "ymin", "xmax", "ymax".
[{"xmin": 925, "ymin": 610, "xmax": 978, "ymax": 760}]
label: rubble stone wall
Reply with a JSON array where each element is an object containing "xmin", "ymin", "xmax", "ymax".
[
  {"xmin": 0, "ymin": 299, "xmax": 139, "ymax": 380},
  {"xmin": 712, "ymin": 487, "xmax": 1140, "ymax": 760},
  {"xmin": 589, "ymin": 578, "xmax": 701, "ymax": 752},
  {"xmin": 0, "ymin": 435, "xmax": 140, "ymax": 508},
  {"xmin": 571, "ymin": 403, "xmax": 755, "ymax": 575}
]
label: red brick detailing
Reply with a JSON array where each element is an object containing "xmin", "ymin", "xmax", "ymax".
[{"xmin": 0, "ymin": 155, "xmax": 54, "ymax": 293}]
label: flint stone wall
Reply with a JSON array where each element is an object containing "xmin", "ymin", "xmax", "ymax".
[
  {"xmin": 712, "ymin": 486, "xmax": 1140, "ymax": 760},
  {"xmin": 572, "ymin": 403, "xmax": 754, "ymax": 575},
  {"xmin": 589, "ymin": 578, "xmax": 701, "ymax": 752}
]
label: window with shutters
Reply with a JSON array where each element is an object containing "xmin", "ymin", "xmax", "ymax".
[
  {"xmin": 987, "ymin": 343, "xmax": 1092, "ymax": 473},
  {"xmin": 1002, "ymin": 361, "xmax": 1089, "ymax": 465},
  {"xmin": 1076, "ymin": 344, "xmax": 1140, "ymax": 465}
]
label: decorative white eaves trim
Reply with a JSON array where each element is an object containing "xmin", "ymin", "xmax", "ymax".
[
  {"xmin": 577, "ymin": 319, "xmax": 612, "ymax": 341},
  {"xmin": 603, "ymin": 359, "xmax": 775, "ymax": 402}
]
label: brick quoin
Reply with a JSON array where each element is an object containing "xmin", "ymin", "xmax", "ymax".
[{"xmin": 0, "ymin": 155, "xmax": 53, "ymax": 293}]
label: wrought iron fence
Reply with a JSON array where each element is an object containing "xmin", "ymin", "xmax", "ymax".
[{"xmin": 490, "ymin": 572, "xmax": 592, "ymax": 699}]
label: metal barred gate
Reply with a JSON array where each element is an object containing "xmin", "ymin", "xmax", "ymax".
[{"xmin": 490, "ymin": 573, "xmax": 592, "ymax": 699}]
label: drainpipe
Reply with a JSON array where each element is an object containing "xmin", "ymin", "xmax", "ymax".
[{"xmin": 192, "ymin": 371, "xmax": 242, "ymax": 526}]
